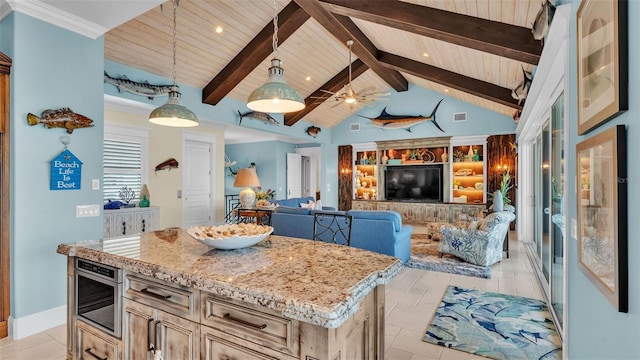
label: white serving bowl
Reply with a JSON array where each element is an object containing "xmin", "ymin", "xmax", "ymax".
[{"xmin": 187, "ymin": 225, "xmax": 273, "ymax": 250}]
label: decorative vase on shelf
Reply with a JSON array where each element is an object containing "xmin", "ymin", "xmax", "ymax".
[
  {"xmin": 473, "ymin": 149, "xmax": 480, "ymax": 161},
  {"xmin": 381, "ymin": 150, "xmax": 388, "ymax": 164},
  {"xmin": 441, "ymin": 147, "xmax": 448, "ymax": 163},
  {"xmin": 467, "ymin": 146, "xmax": 474, "ymax": 157},
  {"xmin": 139, "ymin": 194, "xmax": 150, "ymax": 208}
]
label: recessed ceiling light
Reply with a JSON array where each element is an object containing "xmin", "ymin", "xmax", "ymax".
[
  {"xmin": 215, "ymin": 26, "xmax": 223, "ymax": 34},
  {"xmin": 423, "ymin": 52, "xmax": 429, "ymax": 57},
  {"xmin": 305, "ymin": 76, "xmax": 311, "ymax": 81}
]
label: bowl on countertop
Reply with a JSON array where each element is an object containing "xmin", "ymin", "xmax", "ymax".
[{"xmin": 187, "ymin": 224, "xmax": 273, "ymax": 250}]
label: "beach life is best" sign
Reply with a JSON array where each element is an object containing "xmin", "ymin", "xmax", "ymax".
[{"xmin": 50, "ymin": 149, "xmax": 82, "ymax": 190}]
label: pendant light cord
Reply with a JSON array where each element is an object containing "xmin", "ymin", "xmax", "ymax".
[
  {"xmin": 172, "ymin": 0, "xmax": 178, "ymax": 86},
  {"xmin": 272, "ymin": 0, "xmax": 279, "ymax": 58},
  {"xmin": 348, "ymin": 40, "xmax": 353, "ymax": 88}
]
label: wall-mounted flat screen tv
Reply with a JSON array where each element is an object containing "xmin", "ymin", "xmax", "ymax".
[{"xmin": 385, "ymin": 164, "xmax": 443, "ymax": 202}]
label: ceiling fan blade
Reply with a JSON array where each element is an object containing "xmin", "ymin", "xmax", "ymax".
[{"xmin": 330, "ymin": 100, "xmax": 345, "ymax": 108}]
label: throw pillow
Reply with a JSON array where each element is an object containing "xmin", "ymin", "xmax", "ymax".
[
  {"xmin": 493, "ymin": 190, "xmax": 504, "ymax": 212},
  {"xmin": 468, "ymin": 220, "xmax": 479, "ymax": 230},
  {"xmin": 314, "ymin": 199, "xmax": 322, "ymax": 210},
  {"xmin": 299, "ymin": 200, "xmax": 315, "ymax": 209}
]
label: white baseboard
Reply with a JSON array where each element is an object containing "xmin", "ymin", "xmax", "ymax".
[{"xmin": 10, "ymin": 305, "xmax": 66, "ymax": 340}]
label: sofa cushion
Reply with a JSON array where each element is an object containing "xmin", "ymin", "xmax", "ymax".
[
  {"xmin": 274, "ymin": 206, "xmax": 311, "ymax": 215},
  {"xmin": 272, "ymin": 196, "xmax": 315, "ymax": 208},
  {"xmin": 346, "ymin": 210, "xmax": 402, "ymax": 232}
]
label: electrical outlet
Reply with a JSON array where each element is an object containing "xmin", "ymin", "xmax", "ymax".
[
  {"xmin": 76, "ymin": 204, "xmax": 100, "ymax": 217},
  {"xmin": 92, "ymin": 179, "xmax": 100, "ymax": 190}
]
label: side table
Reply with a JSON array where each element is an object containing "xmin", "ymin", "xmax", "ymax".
[{"xmin": 235, "ymin": 207, "xmax": 273, "ymax": 226}]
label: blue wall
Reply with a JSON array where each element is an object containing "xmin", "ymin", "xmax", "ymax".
[
  {"xmin": 566, "ymin": 0, "xmax": 640, "ymax": 357},
  {"xmin": 6, "ymin": 13, "xmax": 105, "ymax": 318},
  {"xmin": 331, "ymin": 84, "xmax": 516, "ymax": 144},
  {"xmin": 224, "ymin": 140, "xmax": 296, "ymax": 199}
]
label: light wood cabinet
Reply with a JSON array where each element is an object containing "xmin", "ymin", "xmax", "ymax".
[
  {"xmin": 76, "ymin": 319, "xmax": 121, "ymax": 360},
  {"xmin": 200, "ymin": 289, "xmax": 381, "ymax": 360},
  {"xmin": 352, "ymin": 200, "xmax": 378, "ymax": 210},
  {"xmin": 355, "ymin": 200, "xmax": 485, "ymax": 225},
  {"xmin": 103, "ymin": 207, "xmax": 159, "ymax": 239},
  {"xmin": 122, "ymin": 272, "xmax": 200, "ymax": 360},
  {"xmin": 71, "ymin": 265, "xmax": 385, "ymax": 360},
  {"xmin": 122, "ymin": 298, "xmax": 200, "ymax": 360}
]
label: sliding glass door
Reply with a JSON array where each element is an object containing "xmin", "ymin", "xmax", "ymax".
[
  {"xmin": 550, "ymin": 94, "xmax": 565, "ymax": 330},
  {"xmin": 530, "ymin": 93, "xmax": 565, "ymax": 334}
]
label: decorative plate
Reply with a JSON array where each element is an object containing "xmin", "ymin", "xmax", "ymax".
[{"xmin": 187, "ymin": 224, "xmax": 273, "ymax": 250}]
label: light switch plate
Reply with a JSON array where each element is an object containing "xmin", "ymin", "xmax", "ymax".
[
  {"xmin": 76, "ymin": 204, "xmax": 100, "ymax": 217},
  {"xmin": 92, "ymin": 179, "xmax": 100, "ymax": 190}
]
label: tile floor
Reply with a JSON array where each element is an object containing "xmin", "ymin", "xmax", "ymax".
[{"xmin": 0, "ymin": 229, "xmax": 544, "ymax": 360}]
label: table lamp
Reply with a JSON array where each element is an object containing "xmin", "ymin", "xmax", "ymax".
[{"xmin": 233, "ymin": 168, "xmax": 261, "ymax": 208}]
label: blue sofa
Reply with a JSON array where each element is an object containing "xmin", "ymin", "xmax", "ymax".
[
  {"xmin": 271, "ymin": 207, "xmax": 413, "ymax": 263},
  {"xmin": 271, "ymin": 196, "xmax": 335, "ymax": 210}
]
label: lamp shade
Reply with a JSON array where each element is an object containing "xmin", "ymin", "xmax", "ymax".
[
  {"xmin": 247, "ymin": 59, "xmax": 305, "ymax": 113},
  {"xmin": 233, "ymin": 168, "xmax": 261, "ymax": 188},
  {"xmin": 149, "ymin": 86, "xmax": 199, "ymax": 127},
  {"xmin": 234, "ymin": 168, "xmax": 261, "ymax": 209}
]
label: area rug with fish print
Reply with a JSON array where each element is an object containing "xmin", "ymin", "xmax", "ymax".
[
  {"xmin": 424, "ymin": 285, "xmax": 562, "ymax": 360},
  {"xmin": 406, "ymin": 233, "xmax": 491, "ymax": 278}
]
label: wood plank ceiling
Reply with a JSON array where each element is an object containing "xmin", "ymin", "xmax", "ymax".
[{"xmin": 104, "ymin": 0, "xmax": 544, "ymax": 129}]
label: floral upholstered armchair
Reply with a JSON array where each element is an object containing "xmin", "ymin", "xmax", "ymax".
[{"xmin": 438, "ymin": 210, "xmax": 516, "ymax": 266}]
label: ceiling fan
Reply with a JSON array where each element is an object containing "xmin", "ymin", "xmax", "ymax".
[{"xmin": 316, "ymin": 40, "xmax": 390, "ymax": 109}]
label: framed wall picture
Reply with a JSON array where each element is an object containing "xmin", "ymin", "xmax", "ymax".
[
  {"xmin": 576, "ymin": 0, "xmax": 628, "ymax": 135},
  {"xmin": 576, "ymin": 125, "xmax": 627, "ymax": 312}
]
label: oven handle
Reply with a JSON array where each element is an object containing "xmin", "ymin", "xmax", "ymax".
[
  {"xmin": 84, "ymin": 348, "xmax": 107, "ymax": 360},
  {"xmin": 141, "ymin": 288, "xmax": 172, "ymax": 301}
]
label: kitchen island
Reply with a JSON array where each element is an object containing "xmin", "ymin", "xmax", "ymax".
[{"xmin": 57, "ymin": 228, "xmax": 403, "ymax": 360}]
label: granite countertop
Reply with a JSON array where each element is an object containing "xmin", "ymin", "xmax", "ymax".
[{"xmin": 57, "ymin": 229, "xmax": 403, "ymax": 328}]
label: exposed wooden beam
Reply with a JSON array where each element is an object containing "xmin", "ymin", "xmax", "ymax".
[
  {"xmin": 285, "ymin": 59, "xmax": 368, "ymax": 126},
  {"xmin": 294, "ymin": 0, "xmax": 408, "ymax": 92},
  {"xmin": 319, "ymin": 0, "xmax": 542, "ymax": 64},
  {"xmin": 378, "ymin": 51, "xmax": 521, "ymax": 110},
  {"xmin": 202, "ymin": 2, "xmax": 310, "ymax": 106}
]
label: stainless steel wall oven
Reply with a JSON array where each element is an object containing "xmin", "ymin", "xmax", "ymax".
[{"xmin": 75, "ymin": 258, "xmax": 122, "ymax": 338}]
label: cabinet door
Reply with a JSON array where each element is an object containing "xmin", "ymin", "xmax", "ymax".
[
  {"xmin": 114, "ymin": 213, "xmax": 134, "ymax": 236},
  {"xmin": 155, "ymin": 310, "xmax": 200, "ymax": 360},
  {"xmin": 122, "ymin": 298, "xmax": 154, "ymax": 360},
  {"xmin": 201, "ymin": 325, "xmax": 284, "ymax": 360},
  {"xmin": 76, "ymin": 320, "xmax": 121, "ymax": 360},
  {"xmin": 424, "ymin": 204, "xmax": 449, "ymax": 223},
  {"xmin": 134, "ymin": 211, "xmax": 154, "ymax": 234},
  {"xmin": 104, "ymin": 214, "xmax": 114, "ymax": 239}
]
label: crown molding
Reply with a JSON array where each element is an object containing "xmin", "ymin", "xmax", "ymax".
[
  {"xmin": 0, "ymin": 1, "xmax": 10, "ymax": 22},
  {"xmin": 6, "ymin": 0, "xmax": 107, "ymax": 39}
]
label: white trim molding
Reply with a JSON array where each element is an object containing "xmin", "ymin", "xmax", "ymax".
[
  {"xmin": 10, "ymin": 305, "xmax": 66, "ymax": 340},
  {"xmin": 6, "ymin": 0, "xmax": 107, "ymax": 39}
]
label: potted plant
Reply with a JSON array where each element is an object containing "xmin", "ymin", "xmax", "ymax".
[{"xmin": 489, "ymin": 170, "xmax": 513, "ymax": 205}]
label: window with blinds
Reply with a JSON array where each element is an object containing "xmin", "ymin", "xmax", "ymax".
[
  {"xmin": 103, "ymin": 139, "xmax": 142, "ymax": 201},
  {"xmin": 103, "ymin": 122, "xmax": 150, "ymax": 203}
]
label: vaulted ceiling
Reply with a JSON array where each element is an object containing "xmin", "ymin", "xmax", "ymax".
[{"xmin": 104, "ymin": 0, "xmax": 544, "ymax": 129}]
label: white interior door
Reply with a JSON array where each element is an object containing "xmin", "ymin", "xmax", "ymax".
[
  {"xmin": 183, "ymin": 138, "xmax": 213, "ymax": 227},
  {"xmin": 287, "ymin": 153, "xmax": 302, "ymax": 199}
]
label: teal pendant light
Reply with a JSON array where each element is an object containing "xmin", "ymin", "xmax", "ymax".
[
  {"xmin": 247, "ymin": 0, "xmax": 305, "ymax": 114},
  {"xmin": 149, "ymin": 0, "xmax": 198, "ymax": 127}
]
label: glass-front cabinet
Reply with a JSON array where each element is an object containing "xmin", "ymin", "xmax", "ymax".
[{"xmin": 450, "ymin": 136, "xmax": 487, "ymax": 204}]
